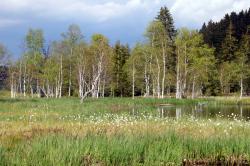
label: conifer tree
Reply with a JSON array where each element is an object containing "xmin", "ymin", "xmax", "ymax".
[
  {"xmin": 156, "ymin": 6, "xmax": 176, "ymax": 41},
  {"xmin": 235, "ymin": 26, "xmax": 250, "ymax": 98},
  {"xmin": 220, "ymin": 21, "xmax": 238, "ymax": 62},
  {"xmin": 112, "ymin": 41, "xmax": 130, "ymax": 97}
]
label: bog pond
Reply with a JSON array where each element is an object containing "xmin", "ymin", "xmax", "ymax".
[{"xmin": 129, "ymin": 103, "xmax": 250, "ymax": 121}]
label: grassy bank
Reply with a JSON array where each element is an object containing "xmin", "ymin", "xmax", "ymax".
[{"xmin": 1, "ymin": 95, "xmax": 250, "ymax": 165}]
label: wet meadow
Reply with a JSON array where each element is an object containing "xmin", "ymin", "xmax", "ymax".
[{"xmin": 1, "ymin": 93, "xmax": 250, "ymax": 165}]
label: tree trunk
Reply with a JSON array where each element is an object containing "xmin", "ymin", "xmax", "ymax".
[
  {"xmin": 81, "ymin": 52, "xmax": 104, "ymax": 102},
  {"xmin": 37, "ymin": 79, "xmax": 40, "ymax": 98},
  {"xmin": 23, "ymin": 64, "xmax": 26, "ymax": 97},
  {"xmin": 156, "ymin": 57, "xmax": 161, "ymax": 99},
  {"xmin": 11, "ymin": 73, "xmax": 14, "ymax": 98},
  {"xmin": 192, "ymin": 76, "xmax": 196, "ymax": 99},
  {"xmin": 132, "ymin": 61, "xmax": 135, "ymax": 100},
  {"xmin": 183, "ymin": 44, "xmax": 187, "ymax": 97},
  {"xmin": 68, "ymin": 64, "xmax": 72, "ymax": 97},
  {"xmin": 30, "ymin": 85, "xmax": 33, "ymax": 98},
  {"xmin": 240, "ymin": 76, "xmax": 243, "ymax": 99},
  {"xmin": 144, "ymin": 57, "xmax": 150, "ymax": 97},
  {"xmin": 161, "ymin": 42, "xmax": 166, "ymax": 99},
  {"xmin": 59, "ymin": 55, "xmax": 63, "ymax": 98},
  {"xmin": 176, "ymin": 49, "xmax": 182, "ymax": 99},
  {"xmin": 19, "ymin": 62, "xmax": 22, "ymax": 94}
]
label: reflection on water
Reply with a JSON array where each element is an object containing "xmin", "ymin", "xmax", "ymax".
[{"xmin": 156, "ymin": 104, "xmax": 250, "ymax": 120}]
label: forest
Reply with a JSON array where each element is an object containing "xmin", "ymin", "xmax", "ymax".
[{"xmin": 0, "ymin": 7, "xmax": 249, "ymax": 100}]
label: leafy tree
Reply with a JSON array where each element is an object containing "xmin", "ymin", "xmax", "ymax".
[
  {"xmin": 62, "ymin": 24, "xmax": 83, "ymax": 96},
  {"xmin": 219, "ymin": 62, "xmax": 238, "ymax": 95},
  {"xmin": 145, "ymin": 20, "xmax": 174, "ymax": 98},
  {"xmin": 24, "ymin": 29, "xmax": 45, "ymax": 97},
  {"xmin": 175, "ymin": 28, "xmax": 215, "ymax": 98},
  {"xmin": 125, "ymin": 43, "xmax": 148, "ymax": 98}
]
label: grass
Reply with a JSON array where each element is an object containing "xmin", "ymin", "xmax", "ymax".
[{"xmin": 1, "ymin": 93, "xmax": 250, "ymax": 165}]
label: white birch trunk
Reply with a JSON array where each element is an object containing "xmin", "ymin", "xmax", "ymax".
[
  {"xmin": 176, "ymin": 49, "xmax": 182, "ymax": 99},
  {"xmin": 11, "ymin": 73, "xmax": 14, "ymax": 98},
  {"xmin": 132, "ymin": 60, "xmax": 135, "ymax": 100},
  {"xmin": 192, "ymin": 76, "xmax": 196, "ymax": 99},
  {"xmin": 240, "ymin": 76, "xmax": 243, "ymax": 99},
  {"xmin": 23, "ymin": 64, "xmax": 26, "ymax": 97},
  {"xmin": 161, "ymin": 47, "xmax": 166, "ymax": 99},
  {"xmin": 156, "ymin": 57, "xmax": 161, "ymax": 99}
]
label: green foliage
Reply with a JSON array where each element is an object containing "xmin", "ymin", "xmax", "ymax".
[
  {"xmin": 62, "ymin": 24, "xmax": 83, "ymax": 46},
  {"xmin": 0, "ymin": 44, "xmax": 10, "ymax": 66},
  {"xmin": 176, "ymin": 28, "xmax": 216, "ymax": 96},
  {"xmin": 220, "ymin": 22, "xmax": 238, "ymax": 62},
  {"xmin": 156, "ymin": 6, "xmax": 176, "ymax": 41},
  {"xmin": 112, "ymin": 41, "xmax": 131, "ymax": 97},
  {"xmin": 5, "ymin": 7, "xmax": 250, "ymax": 98},
  {"xmin": 26, "ymin": 29, "xmax": 44, "ymax": 53}
]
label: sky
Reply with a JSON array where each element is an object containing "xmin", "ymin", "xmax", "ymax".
[{"xmin": 0, "ymin": 0, "xmax": 250, "ymax": 57}]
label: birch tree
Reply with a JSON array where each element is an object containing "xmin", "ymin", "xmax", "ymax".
[
  {"xmin": 145, "ymin": 21, "xmax": 172, "ymax": 98},
  {"xmin": 175, "ymin": 28, "xmax": 215, "ymax": 98},
  {"xmin": 24, "ymin": 29, "xmax": 44, "ymax": 98},
  {"xmin": 80, "ymin": 34, "xmax": 111, "ymax": 101},
  {"xmin": 62, "ymin": 24, "xmax": 83, "ymax": 97}
]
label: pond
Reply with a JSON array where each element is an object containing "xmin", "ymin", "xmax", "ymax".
[{"xmin": 155, "ymin": 103, "xmax": 250, "ymax": 120}]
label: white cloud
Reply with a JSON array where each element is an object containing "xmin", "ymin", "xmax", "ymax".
[
  {"xmin": 0, "ymin": 18, "xmax": 23, "ymax": 28},
  {"xmin": 0, "ymin": 0, "xmax": 249, "ymax": 28},
  {"xmin": 170, "ymin": 0, "xmax": 250, "ymax": 28},
  {"xmin": 0, "ymin": 0, "xmax": 164, "ymax": 22}
]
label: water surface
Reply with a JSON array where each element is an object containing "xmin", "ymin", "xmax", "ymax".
[{"xmin": 156, "ymin": 103, "xmax": 250, "ymax": 120}]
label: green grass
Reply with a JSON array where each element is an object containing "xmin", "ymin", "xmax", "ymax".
[
  {"xmin": 1, "ymin": 132, "xmax": 250, "ymax": 165},
  {"xmin": 1, "ymin": 94, "xmax": 250, "ymax": 165}
]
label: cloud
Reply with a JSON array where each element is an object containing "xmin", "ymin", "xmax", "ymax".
[
  {"xmin": 0, "ymin": 0, "xmax": 250, "ymax": 29},
  {"xmin": 0, "ymin": 0, "xmax": 164, "ymax": 22},
  {"xmin": 0, "ymin": 18, "xmax": 23, "ymax": 28},
  {"xmin": 170, "ymin": 0, "xmax": 250, "ymax": 28}
]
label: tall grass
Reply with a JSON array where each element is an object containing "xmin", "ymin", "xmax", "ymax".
[
  {"xmin": 1, "ymin": 95, "xmax": 250, "ymax": 165},
  {"xmin": 1, "ymin": 132, "xmax": 250, "ymax": 165}
]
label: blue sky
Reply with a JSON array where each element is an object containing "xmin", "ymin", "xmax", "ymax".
[{"xmin": 1, "ymin": 0, "xmax": 250, "ymax": 57}]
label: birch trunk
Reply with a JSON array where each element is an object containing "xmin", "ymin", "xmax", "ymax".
[
  {"xmin": 156, "ymin": 57, "xmax": 161, "ymax": 99},
  {"xmin": 19, "ymin": 62, "xmax": 22, "ymax": 94},
  {"xmin": 132, "ymin": 60, "xmax": 135, "ymax": 100},
  {"xmin": 192, "ymin": 76, "xmax": 196, "ymax": 99},
  {"xmin": 176, "ymin": 48, "xmax": 182, "ymax": 99},
  {"xmin": 11, "ymin": 73, "xmax": 14, "ymax": 98},
  {"xmin": 183, "ymin": 44, "xmax": 187, "ymax": 97},
  {"xmin": 68, "ymin": 64, "xmax": 72, "ymax": 97},
  {"xmin": 23, "ymin": 64, "xmax": 26, "ymax": 97},
  {"xmin": 81, "ymin": 52, "xmax": 104, "ymax": 102},
  {"xmin": 240, "ymin": 76, "xmax": 243, "ymax": 99},
  {"xmin": 59, "ymin": 54, "xmax": 63, "ymax": 98},
  {"xmin": 161, "ymin": 47, "xmax": 166, "ymax": 99},
  {"xmin": 144, "ymin": 54, "xmax": 150, "ymax": 97}
]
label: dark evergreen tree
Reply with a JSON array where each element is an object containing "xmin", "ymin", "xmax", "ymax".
[
  {"xmin": 156, "ymin": 6, "xmax": 176, "ymax": 41},
  {"xmin": 200, "ymin": 8, "xmax": 250, "ymax": 59},
  {"xmin": 112, "ymin": 41, "xmax": 131, "ymax": 97},
  {"xmin": 156, "ymin": 6, "xmax": 176, "ymax": 76},
  {"xmin": 220, "ymin": 21, "xmax": 238, "ymax": 62}
]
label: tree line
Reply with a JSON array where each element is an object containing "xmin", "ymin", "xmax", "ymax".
[{"xmin": 1, "ymin": 6, "xmax": 250, "ymax": 100}]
